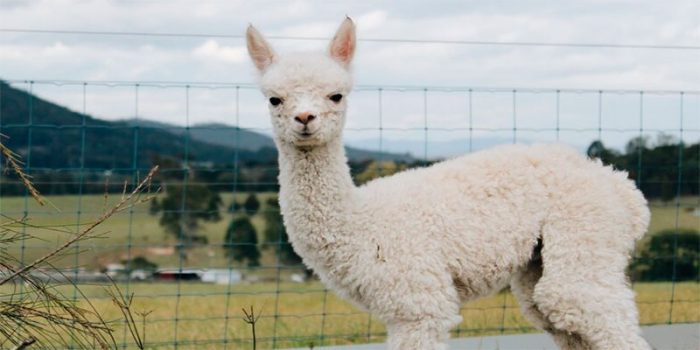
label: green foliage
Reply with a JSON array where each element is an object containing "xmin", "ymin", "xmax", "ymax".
[
  {"xmin": 228, "ymin": 200, "xmax": 242, "ymax": 213},
  {"xmin": 224, "ymin": 215, "xmax": 261, "ymax": 267},
  {"xmin": 632, "ymin": 229, "xmax": 699, "ymax": 282},
  {"xmin": 156, "ymin": 182, "xmax": 221, "ymax": 243},
  {"xmin": 263, "ymin": 197, "xmax": 302, "ymax": 265},
  {"xmin": 586, "ymin": 140, "xmax": 619, "ymax": 165},
  {"xmin": 587, "ymin": 138, "xmax": 699, "ymax": 200},
  {"xmin": 122, "ymin": 256, "xmax": 158, "ymax": 272},
  {"xmin": 243, "ymin": 193, "xmax": 260, "ymax": 215},
  {"xmin": 149, "ymin": 197, "xmax": 161, "ymax": 216}
]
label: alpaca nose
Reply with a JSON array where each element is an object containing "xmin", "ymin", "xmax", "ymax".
[{"xmin": 294, "ymin": 113, "xmax": 316, "ymax": 125}]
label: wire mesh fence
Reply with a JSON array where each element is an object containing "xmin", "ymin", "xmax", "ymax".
[{"xmin": 0, "ymin": 79, "xmax": 698, "ymax": 349}]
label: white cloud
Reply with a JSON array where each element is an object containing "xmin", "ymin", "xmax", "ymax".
[
  {"xmin": 192, "ymin": 40, "xmax": 247, "ymax": 64},
  {"xmin": 0, "ymin": 0, "xmax": 697, "ymax": 152},
  {"xmin": 42, "ymin": 41, "xmax": 71, "ymax": 56},
  {"xmin": 357, "ymin": 10, "xmax": 388, "ymax": 33}
]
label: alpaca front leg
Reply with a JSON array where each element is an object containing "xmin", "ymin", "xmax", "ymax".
[{"xmin": 386, "ymin": 319, "xmax": 451, "ymax": 350}]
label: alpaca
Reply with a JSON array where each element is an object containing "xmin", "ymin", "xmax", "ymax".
[{"xmin": 245, "ymin": 18, "xmax": 652, "ymax": 350}]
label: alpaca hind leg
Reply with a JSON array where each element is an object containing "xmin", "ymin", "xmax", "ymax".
[
  {"xmin": 534, "ymin": 226, "xmax": 650, "ymax": 349},
  {"xmin": 386, "ymin": 318, "xmax": 453, "ymax": 350},
  {"xmin": 511, "ymin": 256, "xmax": 590, "ymax": 350}
]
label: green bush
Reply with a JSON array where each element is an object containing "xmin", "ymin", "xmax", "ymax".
[
  {"xmin": 263, "ymin": 197, "xmax": 302, "ymax": 265},
  {"xmin": 632, "ymin": 229, "xmax": 699, "ymax": 281},
  {"xmin": 224, "ymin": 215, "xmax": 260, "ymax": 267},
  {"xmin": 243, "ymin": 193, "xmax": 260, "ymax": 215},
  {"xmin": 122, "ymin": 256, "xmax": 158, "ymax": 272}
]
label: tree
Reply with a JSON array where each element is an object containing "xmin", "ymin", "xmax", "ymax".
[
  {"xmin": 631, "ymin": 229, "xmax": 699, "ymax": 282},
  {"xmin": 149, "ymin": 197, "xmax": 160, "ymax": 216},
  {"xmin": 224, "ymin": 216, "xmax": 261, "ymax": 267},
  {"xmin": 121, "ymin": 256, "xmax": 158, "ymax": 272},
  {"xmin": 585, "ymin": 139, "xmax": 699, "ymax": 200},
  {"xmin": 156, "ymin": 182, "xmax": 221, "ymax": 245},
  {"xmin": 228, "ymin": 199, "xmax": 242, "ymax": 213},
  {"xmin": 586, "ymin": 140, "xmax": 619, "ymax": 165},
  {"xmin": 655, "ymin": 133, "xmax": 677, "ymax": 147},
  {"xmin": 243, "ymin": 193, "xmax": 260, "ymax": 215},
  {"xmin": 625, "ymin": 135, "xmax": 650, "ymax": 155},
  {"xmin": 263, "ymin": 197, "xmax": 302, "ymax": 266}
]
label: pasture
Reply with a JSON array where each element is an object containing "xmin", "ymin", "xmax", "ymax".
[
  {"xmin": 0, "ymin": 193, "xmax": 697, "ymax": 271},
  {"xmin": 0, "ymin": 281, "xmax": 697, "ymax": 349},
  {"xmin": 0, "ymin": 193, "xmax": 698, "ymax": 348}
]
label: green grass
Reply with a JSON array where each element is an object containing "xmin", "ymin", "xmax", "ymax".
[
  {"xmin": 1, "ymin": 193, "xmax": 697, "ymax": 270},
  {"xmin": 0, "ymin": 192, "xmax": 279, "ymax": 270},
  {"xmin": 1, "ymin": 194, "xmax": 698, "ymax": 348},
  {"xmin": 1, "ymin": 281, "xmax": 695, "ymax": 349},
  {"xmin": 647, "ymin": 197, "xmax": 700, "ymax": 234}
]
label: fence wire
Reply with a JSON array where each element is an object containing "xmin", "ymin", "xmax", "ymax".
[{"xmin": 0, "ymin": 79, "xmax": 698, "ymax": 349}]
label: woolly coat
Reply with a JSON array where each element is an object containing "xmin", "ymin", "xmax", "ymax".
[{"xmin": 276, "ymin": 139, "xmax": 649, "ymax": 328}]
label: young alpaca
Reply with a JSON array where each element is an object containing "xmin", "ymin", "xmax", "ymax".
[{"xmin": 246, "ymin": 18, "xmax": 651, "ymax": 350}]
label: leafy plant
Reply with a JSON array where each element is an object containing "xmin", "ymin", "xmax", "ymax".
[{"xmin": 224, "ymin": 216, "xmax": 261, "ymax": 267}]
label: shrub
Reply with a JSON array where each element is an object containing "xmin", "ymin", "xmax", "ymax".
[
  {"xmin": 243, "ymin": 193, "xmax": 260, "ymax": 215},
  {"xmin": 224, "ymin": 215, "xmax": 261, "ymax": 267},
  {"xmin": 632, "ymin": 228, "xmax": 699, "ymax": 281}
]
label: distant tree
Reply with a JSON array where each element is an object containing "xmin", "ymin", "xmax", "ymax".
[
  {"xmin": 243, "ymin": 193, "xmax": 260, "ymax": 215},
  {"xmin": 156, "ymin": 182, "xmax": 221, "ymax": 246},
  {"xmin": 263, "ymin": 197, "xmax": 302, "ymax": 266},
  {"xmin": 655, "ymin": 133, "xmax": 677, "ymax": 147},
  {"xmin": 631, "ymin": 229, "xmax": 699, "ymax": 282},
  {"xmin": 224, "ymin": 216, "xmax": 261, "ymax": 267},
  {"xmin": 586, "ymin": 140, "xmax": 619, "ymax": 165},
  {"xmin": 585, "ymin": 139, "xmax": 699, "ymax": 201},
  {"xmin": 121, "ymin": 256, "xmax": 158, "ymax": 272},
  {"xmin": 228, "ymin": 199, "xmax": 241, "ymax": 213},
  {"xmin": 149, "ymin": 198, "xmax": 161, "ymax": 216},
  {"xmin": 625, "ymin": 135, "xmax": 651, "ymax": 155}
]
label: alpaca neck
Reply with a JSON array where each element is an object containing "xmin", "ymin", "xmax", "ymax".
[{"xmin": 276, "ymin": 137, "xmax": 355, "ymax": 255}]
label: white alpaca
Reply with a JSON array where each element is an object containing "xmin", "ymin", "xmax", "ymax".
[{"xmin": 246, "ymin": 18, "xmax": 652, "ymax": 350}]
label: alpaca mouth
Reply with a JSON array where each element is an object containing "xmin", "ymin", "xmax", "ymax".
[
  {"xmin": 293, "ymin": 130, "xmax": 322, "ymax": 148},
  {"xmin": 296, "ymin": 131, "xmax": 316, "ymax": 138}
]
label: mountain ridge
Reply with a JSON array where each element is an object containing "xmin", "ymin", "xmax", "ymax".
[{"xmin": 0, "ymin": 80, "xmax": 412, "ymax": 170}]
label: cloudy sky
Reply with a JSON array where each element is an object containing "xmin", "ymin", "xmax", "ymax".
[{"xmin": 1, "ymin": 0, "xmax": 698, "ymax": 156}]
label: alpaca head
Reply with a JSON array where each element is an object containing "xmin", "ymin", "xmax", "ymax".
[{"xmin": 246, "ymin": 18, "xmax": 356, "ymax": 148}]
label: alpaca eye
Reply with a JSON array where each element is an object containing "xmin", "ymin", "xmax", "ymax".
[
  {"xmin": 269, "ymin": 97, "xmax": 283, "ymax": 106},
  {"xmin": 329, "ymin": 94, "xmax": 343, "ymax": 103}
]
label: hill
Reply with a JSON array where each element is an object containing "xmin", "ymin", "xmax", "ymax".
[
  {"xmin": 124, "ymin": 120, "xmax": 412, "ymax": 162},
  {"xmin": 0, "ymin": 81, "xmax": 411, "ymax": 172}
]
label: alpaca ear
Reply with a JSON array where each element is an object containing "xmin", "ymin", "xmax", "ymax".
[
  {"xmin": 246, "ymin": 25, "xmax": 276, "ymax": 72},
  {"xmin": 328, "ymin": 17, "xmax": 356, "ymax": 68}
]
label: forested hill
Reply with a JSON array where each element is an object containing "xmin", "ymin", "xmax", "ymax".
[
  {"xmin": 123, "ymin": 119, "xmax": 413, "ymax": 163},
  {"xmin": 0, "ymin": 81, "xmax": 412, "ymax": 170}
]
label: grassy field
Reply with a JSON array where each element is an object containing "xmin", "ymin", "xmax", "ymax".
[
  {"xmin": 1, "ymin": 194, "xmax": 698, "ymax": 348},
  {"xmin": 0, "ymin": 192, "xmax": 280, "ymax": 270},
  {"xmin": 0, "ymin": 193, "xmax": 697, "ymax": 270},
  {"xmin": 1, "ymin": 281, "xmax": 697, "ymax": 349}
]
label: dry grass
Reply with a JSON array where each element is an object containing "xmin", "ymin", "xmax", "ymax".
[
  {"xmin": 1, "ymin": 281, "xmax": 693, "ymax": 349},
  {"xmin": 0, "ymin": 186, "xmax": 697, "ymax": 348},
  {"xmin": 0, "ymin": 146, "xmax": 160, "ymax": 349}
]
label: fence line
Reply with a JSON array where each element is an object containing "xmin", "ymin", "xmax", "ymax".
[{"xmin": 0, "ymin": 79, "xmax": 698, "ymax": 349}]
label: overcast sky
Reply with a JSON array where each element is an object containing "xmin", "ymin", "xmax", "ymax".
[{"xmin": 1, "ymin": 0, "xmax": 698, "ymax": 156}]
